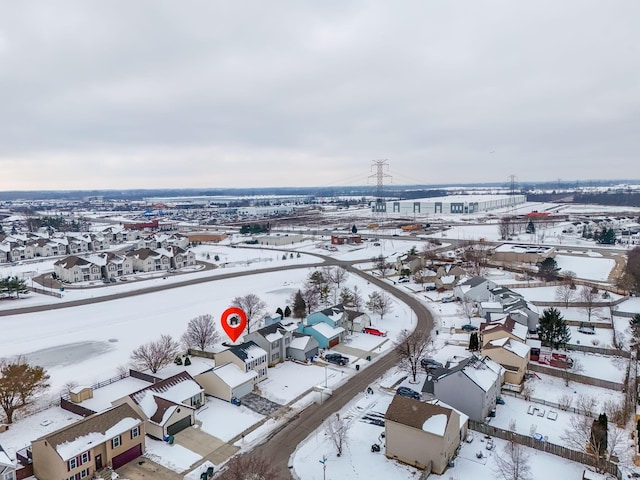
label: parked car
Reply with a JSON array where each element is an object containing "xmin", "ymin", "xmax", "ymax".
[
  {"xmin": 421, "ymin": 358, "xmax": 443, "ymax": 371},
  {"xmin": 325, "ymin": 353, "xmax": 349, "ymax": 366},
  {"xmin": 398, "ymin": 277, "xmax": 410, "ymax": 284},
  {"xmin": 442, "ymin": 296, "xmax": 456, "ymax": 303},
  {"xmin": 363, "ymin": 327, "xmax": 387, "ymax": 337},
  {"xmin": 461, "ymin": 324, "xmax": 478, "ymax": 332},
  {"xmin": 396, "ymin": 386, "xmax": 421, "ymax": 401}
]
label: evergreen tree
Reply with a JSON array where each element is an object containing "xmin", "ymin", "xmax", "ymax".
[
  {"xmin": 468, "ymin": 332, "xmax": 480, "ymax": 351},
  {"xmin": 351, "ymin": 224, "xmax": 358, "ymax": 234},
  {"xmin": 291, "ymin": 290, "xmax": 306, "ymax": 319},
  {"xmin": 538, "ymin": 307, "xmax": 571, "ymax": 349},
  {"xmin": 275, "ymin": 307, "xmax": 284, "ymax": 318},
  {"xmin": 537, "ymin": 257, "xmax": 560, "ymax": 281},
  {"xmin": 526, "ymin": 219, "xmax": 536, "ymax": 234},
  {"xmin": 284, "ymin": 305, "xmax": 292, "ymax": 317}
]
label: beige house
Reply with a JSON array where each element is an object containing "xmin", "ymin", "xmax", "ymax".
[
  {"xmin": 214, "ymin": 341, "xmax": 268, "ymax": 384},
  {"xmin": 479, "ymin": 316, "xmax": 528, "ymax": 347},
  {"xmin": 126, "ymin": 248, "xmax": 171, "ymax": 272},
  {"xmin": 169, "ymin": 246, "xmax": 196, "ymax": 269},
  {"xmin": 112, "ymin": 371, "xmax": 204, "ymax": 439},
  {"xmin": 491, "ymin": 243, "xmax": 556, "ymax": 264},
  {"xmin": 31, "ymin": 403, "xmax": 144, "ymax": 480},
  {"xmin": 482, "ymin": 337, "xmax": 530, "ymax": 385},
  {"xmin": 54, "ymin": 255, "xmax": 102, "ymax": 283},
  {"xmin": 385, "ymin": 396, "xmax": 466, "ymax": 474},
  {"xmin": 195, "ymin": 363, "xmax": 257, "ymax": 402},
  {"xmin": 100, "ymin": 253, "xmax": 134, "ymax": 279}
]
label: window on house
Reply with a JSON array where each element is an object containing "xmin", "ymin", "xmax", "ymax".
[
  {"xmin": 131, "ymin": 426, "xmax": 140, "ymax": 438},
  {"xmin": 3, "ymin": 472, "xmax": 16, "ymax": 480},
  {"xmin": 68, "ymin": 457, "xmax": 77, "ymax": 470},
  {"xmin": 81, "ymin": 451, "xmax": 90, "ymax": 464},
  {"xmin": 112, "ymin": 435, "xmax": 121, "ymax": 448},
  {"xmin": 80, "ymin": 469, "xmax": 89, "ymax": 479}
]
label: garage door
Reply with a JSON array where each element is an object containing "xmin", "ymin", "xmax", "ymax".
[
  {"xmin": 232, "ymin": 381, "xmax": 253, "ymax": 399},
  {"xmin": 328, "ymin": 337, "xmax": 339, "ymax": 348},
  {"xmin": 306, "ymin": 347, "xmax": 319, "ymax": 359},
  {"xmin": 167, "ymin": 416, "xmax": 192, "ymax": 435},
  {"xmin": 112, "ymin": 443, "xmax": 142, "ymax": 470}
]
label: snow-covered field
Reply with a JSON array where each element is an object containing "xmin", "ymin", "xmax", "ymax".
[{"xmin": 1, "ymin": 209, "xmax": 637, "ymax": 477}]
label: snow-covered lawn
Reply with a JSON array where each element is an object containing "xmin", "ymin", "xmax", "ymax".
[
  {"xmin": 511, "ymin": 285, "xmax": 623, "ymax": 303},
  {"xmin": 291, "ymin": 371, "xmax": 593, "ymax": 480},
  {"xmin": 258, "ymin": 362, "xmax": 344, "ymax": 405},
  {"xmin": 554, "ymin": 255, "xmax": 615, "ymax": 282}
]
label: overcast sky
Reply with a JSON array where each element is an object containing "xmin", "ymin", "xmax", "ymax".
[{"xmin": 1, "ymin": 1, "xmax": 639, "ymax": 191}]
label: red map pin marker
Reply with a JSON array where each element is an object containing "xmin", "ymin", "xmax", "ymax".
[{"xmin": 221, "ymin": 307, "xmax": 247, "ymax": 343}]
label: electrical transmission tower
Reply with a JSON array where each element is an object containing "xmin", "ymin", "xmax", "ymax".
[
  {"xmin": 508, "ymin": 174, "xmax": 518, "ymax": 207},
  {"xmin": 369, "ymin": 159, "xmax": 392, "ymax": 214}
]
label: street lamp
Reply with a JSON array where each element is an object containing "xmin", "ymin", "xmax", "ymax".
[{"xmin": 319, "ymin": 455, "xmax": 327, "ymax": 480}]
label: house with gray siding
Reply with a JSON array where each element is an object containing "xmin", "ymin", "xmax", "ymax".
[{"xmin": 422, "ymin": 355, "xmax": 503, "ymax": 422}]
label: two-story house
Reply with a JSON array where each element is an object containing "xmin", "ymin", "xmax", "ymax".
[
  {"xmin": 244, "ymin": 322, "xmax": 298, "ymax": 366},
  {"xmin": 385, "ymin": 396, "xmax": 467, "ymax": 475},
  {"xmin": 31, "ymin": 403, "xmax": 145, "ymax": 479},
  {"xmin": 214, "ymin": 341, "xmax": 268, "ymax": 384},
  {"xmin": 53, "ymin": 256, "xmax": 103, "ymax": 283},
  {"xmin": 112, "ymin": 371, "xmax": 204, "ymax": 440},
  {"xmin": 126, "ymin": 248, "xmax": 171, "ymax": 272},
  {"xmin": 422, "ymin": 355, "xmax": 503, "ymax": 422}
]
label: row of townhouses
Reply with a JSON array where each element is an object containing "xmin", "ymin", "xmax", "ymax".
[{"xmin": 0, "ymin": 229, "xmax": 189, "ymax": 264}]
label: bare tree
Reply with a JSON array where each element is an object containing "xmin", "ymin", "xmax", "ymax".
[
  {"xmin": 301, "ymin": 285, "xmax": 321, "ymax": 314},
  {"xmin": 350, "ymin": 285, "xmax": 364, "ymax": 311},
  {"xmin": 395, "ymin": 329, "xmax": 431, "ymax": 383},
  {"xmin": 561, "ymin": 413, "xmax": 624, "ymax": 473},
  {"xmin": 372, "ymin": 255, "xmax": 392, "ymax": 278},
  {"xmin": 458, "ymin": 297, "xmax": 475, "ymax": 322},
  {"xmin": 217, "ymin": 454, "xmax": 281, "ymax": 480},
  {"xmin": 325, "ymin": 413, "xmax": 350, "ymax": 457},
  {"xmin": 327, "ymin": 266, "xmax": 348, "ymax": 290},
  {"xmin": 461, "ymin": 241, "xmax": 490, "ymax": 276},
  {"xmin": 130, "ymin": 335, "xmax": 180, "ymax": 373},
  {"xmin": 366, "ymin": 291, "xmax": 394, "ymax": 320},
  {"xmin": 558, "ymin": 394, "xmax": 573, "ymax": 411},
  {"xmin": 182, "ymin": 314, "xmax": 220, "ymax": 351},
  {"xmin": 493, "ymin": 439, "xmax": 531, "ymax": 480},
  {"xmin": 579, "ymin": 286, "xmax": 600, "ymax": 322},
  {"xmin": 0, "ymin": 356, "xmax": 50, "ymax": 424},
  {"xmin": 232, "ymin": 293, "xmax": 267, "ymax": 334},
  {"xmin": 421, "ymin": 241, "xmax": 439, "ymax": 265},
  {"xmin": 499, "ymin": 216, "xmax": 513, "ymax": 240},
  {"xmin": 555, "ymin": 283, "xmax": 576, "ymax": 308}
]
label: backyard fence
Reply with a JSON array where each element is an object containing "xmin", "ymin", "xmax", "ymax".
[
  {"xmin": 527, "ymin": 362, "xmax": 625, "ymax": 391},
  {"xmin": 26, "ymin": 285, "xmax": 62, "ymax": 298},
  {"xmin": 468, "ymin": 420, "xmax": 622, "ymax": 479},
  {"xmin": 500, "ymin": 389, "xmax": 593, "ymax": 417},
  {"xmin": 565, "ymin": 343, "xmax": 630, "ymax": 358}
]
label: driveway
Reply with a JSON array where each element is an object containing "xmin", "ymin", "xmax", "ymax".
[{"xmin": 115, "ymin": 458, "xmax": 179, "ymax": 480}]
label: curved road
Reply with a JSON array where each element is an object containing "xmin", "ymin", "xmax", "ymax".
[
  {"xmin": 224, "ymin": 258, "xmax": 435, "ymax": 478},
  {"xmin": 2, "ymin": 249, "xmax": 435, "ymax": 479}
]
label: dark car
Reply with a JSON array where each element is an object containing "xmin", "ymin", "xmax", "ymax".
[
  {"xmin": 325, "ymin": 353, "xmax": 349, "ymax": 366},
  {"xmin": 461, "ymin": 324, "xmax": 478, "ymax": 332},
  {"xmin": 421, "ymin": 358, "xmax": 443, "ymax": 371},
  {"xmin": 396, "ymin": 386, "xmax": 421, "ymax": 401}
]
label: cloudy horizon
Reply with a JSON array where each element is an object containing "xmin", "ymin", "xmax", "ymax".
[{"xmin": 1, "ymin": 1, "xmax": 639, "ymax": 191}]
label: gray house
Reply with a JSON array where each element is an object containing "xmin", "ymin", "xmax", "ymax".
[
  {"xmin": 422, "ymin": 355, "xmax": 503, "ymax": 422},
  {"xmin": 244, "ymin": 322, "xmax": 298, "ymax": 366},
  {"xmin": 454, "ymin": 276, "xmax": 497, "ymax": 302},
  {"xmin": 287, "ymin": 332, "xmax": 319, "ymax": 361}
]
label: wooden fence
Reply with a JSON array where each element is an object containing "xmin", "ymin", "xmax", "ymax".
[
  {"xmin": 527, "ymin": 362, "xmax": 625, "ymax": 391},
  {"xmin": 468, "ymin": 420, "xmax": 622, "ymax": 479},
  {"xmin": 565, "ymin": 343, "xmax": 630, "ymax": 358},
  {"xmin": 500, "ymin": 390, "xmax": 593, "ymax": 417},
  {"xmin": 27, "ymin": 285, "xmax": 63, "ymax": 298}
]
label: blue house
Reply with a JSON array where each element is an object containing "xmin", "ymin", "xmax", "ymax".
[{"xmin": 299, "ymin": 305, "xmax": 347, "ymax": 348}]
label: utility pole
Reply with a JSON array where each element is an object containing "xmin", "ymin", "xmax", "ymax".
[{"xmin": 369, "ymin": 159, "xmax": 392, "ymax": 226}]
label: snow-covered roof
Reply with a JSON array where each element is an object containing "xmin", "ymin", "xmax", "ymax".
[
  {"xmin": 481, "ymin": 302, "xmax": 503, "ymax": 310},
  {"xmin": 0, "ymin": 446, "xmax": 14, "ymax": 468},
  {"xmin": 56, "ymin": 416, "xmax": 140, "ymax": 460},
  {"xmin": 265, "ymin": 331, "xmax": 283, "ymax": 343},
  {"xmin": 310, "ymin": 322, "xmax": 344, "ymax": 338},
  {"xmin": 213, "ymin": 362, "xmax": 257, "ymax": 388},
  {"xmin": 130, "ymin": 371, "xmax": 203, "ymax": 407},
  {"xmin": 422, "ymin": 413, "xmax": 447, "ymax": 436},
  {"xmin": 34, "ymin": 404, "xmax": 142, "ymax": 462},
  {"xmin": 289, "ymin": 335, "xmax": 312, "ymax": 350}
]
